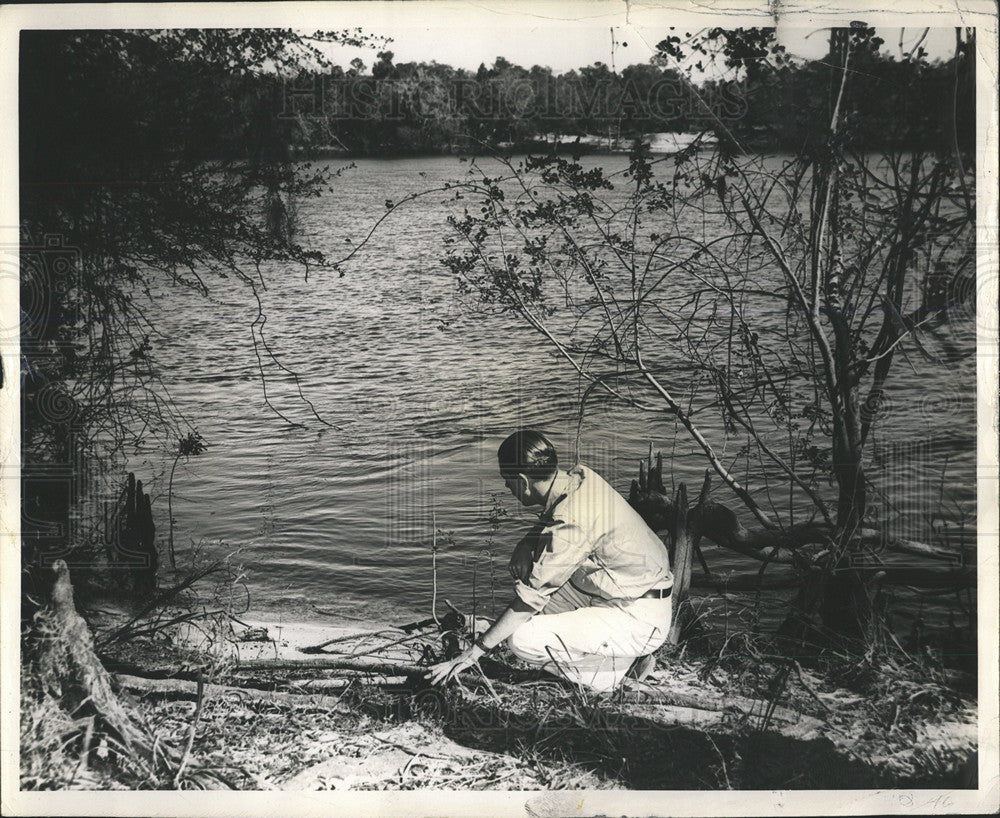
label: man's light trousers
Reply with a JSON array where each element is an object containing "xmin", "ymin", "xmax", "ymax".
[{"xmin": 506, "ymin": 581, "xmax": 672, "ymax": 693}]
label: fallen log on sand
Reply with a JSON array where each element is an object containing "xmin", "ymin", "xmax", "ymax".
[
  {"xmin": 114, "ymin": 653, "xmax": 822, "ymax": 732},
  {"xmin": 469, "ymin": 676, "xmax": 822, "ymax": 733},
  {"xmin": 618, "ymin": 682, "xmax": 822, "ymax": 730},
  {"xmin": 101, "ymin": 655, "xmax": 425, "ymax": 681},
  {"xmin": 235, "ymin": 657, "xmax": 422, "ymax": 675},
  {"xmin": 114, "ymin": 674, "xmax": 375, "ymax": 707},
  {"xmin": 117, "ymin": 666, "xmax": 824, "ymax": 743}
]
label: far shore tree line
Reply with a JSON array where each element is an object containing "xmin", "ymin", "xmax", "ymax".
[{"xmin": 283, "ymin": 34, "xmax": 972, "ymax": 156}]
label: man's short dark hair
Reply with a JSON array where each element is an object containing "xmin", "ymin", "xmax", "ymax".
[{"xmin": 497, "ymin": 429, "xmax": 558, "ymax": 481}]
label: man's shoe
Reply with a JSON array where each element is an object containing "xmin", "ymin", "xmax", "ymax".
[{"xmin": 626, "ymin": 653, "xmax": 657, "ymax": 681}]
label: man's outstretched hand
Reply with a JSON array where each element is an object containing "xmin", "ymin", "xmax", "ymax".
[
  {"xmin": 425, "ymin": 599, "xmax": 533, "ymax": 686},
  {"xmin": 424, "ymin": 647, "xmax": 482, "ymax": 686}
]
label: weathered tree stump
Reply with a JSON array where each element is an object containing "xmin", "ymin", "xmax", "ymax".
[
  {"xmin": 107, "ymin": 473, "xmax": 157, "ymax": 598},
  {"xmin": 34, "ymin": 560, "xmax": 161, "ymax": 776},
  {"xmin": 28, "ymin": 560, "xmax": 230, "ymax": 787}
]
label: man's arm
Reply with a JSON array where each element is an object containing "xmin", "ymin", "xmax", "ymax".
[
  {"xmin": 509, "ymin": 537, "xmax": 534, "ymax": 582},
  {"xmin": 424, "ymin": 598, "xmax": 536, "ymax": 685},
  {"xmin": 509, "ymin": 524, "xmax": 547, "ymax": 582}
]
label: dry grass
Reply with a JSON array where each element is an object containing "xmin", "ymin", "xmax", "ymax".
[
  {"xmin": 137, "ymin": 682, "xmax": 618, "ymax": 791},
  {"xmin": 815, "ymin": 648, "xmax": 977, "ymax": 784},
  {"xmin": 20, "ymin": 677, "xmax": 99, "ymax": 790},
  {"xmin": 24, "ymin": 633, "xmax": 976, "ymax": 790}
]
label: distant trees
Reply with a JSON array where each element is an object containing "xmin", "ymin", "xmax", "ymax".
[
  {"xmin": 47, "ymin": 36, "xmax": 965, "ymax": 162},
  {"xmin": 441, "ymin": 25, "xmax": 976, "ymax": 643},
  {"xmin": 283, "ymin": 40, "xmax": 970, "ymax": 157},
  {"xmin": 288, "ymin": 55, "xmax": 705, "ymax": 155},
  {"xmin": 695, "ymin": 28, "xmax": 976, "ymax": 154}
]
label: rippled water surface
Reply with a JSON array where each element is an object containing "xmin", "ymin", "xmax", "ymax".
[{"xmin": 138, "ymin": 155, "xmax": 977, "ymax": 627}]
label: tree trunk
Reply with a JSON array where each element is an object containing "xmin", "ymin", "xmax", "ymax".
[
  {"xmin": 668, "ymin": 483, "xmax": 693, "ymax": 645},
  {"xmin": 824, "ymin": 441, "xmax": 876, "ymax": 641}
]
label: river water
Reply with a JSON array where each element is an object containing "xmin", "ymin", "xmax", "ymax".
[{"xmin": 137, "ymin": 155, "xmax": 977, "ymax": 633}]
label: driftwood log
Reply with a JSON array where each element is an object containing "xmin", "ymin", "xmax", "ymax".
[
  {"xmin": 457, "ymin": 678, "xmax": 826, "ymax": 742},
  {"xmin": 628, "ymin": 451, "xmax": 974, "ymax": 588},
  {"xmin": 102, "ymin": 655, "xmax": 428, "ymax": 684},
  {"xmin": 618, "ymin": 684, "xmax": 824, "ymax": 732},
  {"xmin": 114, "ymin": 674, "xmax": 371, "ymax": 706},
  {"xmin": 106, "ymin": 644, "xmax": 826, "ymax": 729},
  {"xmin": 115, "ymin": 661, "xmax": 821, "ymax": 734}
]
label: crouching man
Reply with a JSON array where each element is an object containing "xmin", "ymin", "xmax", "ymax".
[{"xmin": 425, "ymin": 429, "xmax": 673, "ymax": 693}]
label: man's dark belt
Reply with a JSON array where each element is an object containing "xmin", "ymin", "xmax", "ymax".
[{"xmin": 568, "ymin": 578, "xmax": 673, "ymax": 601}]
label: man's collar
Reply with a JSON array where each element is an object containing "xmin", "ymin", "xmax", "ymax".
[
  {"xmin": 539, "ymin": 473, "xmax": 561, "ymax": 517},
  {"xmin": 539, "ymin": 468, "xmax": 581, "ymax": 519}
]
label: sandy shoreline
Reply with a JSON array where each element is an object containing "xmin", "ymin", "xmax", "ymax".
[{"xmin": 172, "ymin": 610, "xmax": 428, "ymax": 664}]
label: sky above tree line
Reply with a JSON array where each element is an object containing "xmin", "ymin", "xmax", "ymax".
[{"xmin": 312, "ymin": 1, "xmax": 960, "ymax": 74}]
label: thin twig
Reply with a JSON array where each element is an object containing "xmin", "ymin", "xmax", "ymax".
[
  {"xmin": 74, "ymin": 716, "xmax": 96, "ymax": 781},
  {"xmin": 706, "ymin": 733, "xmax": 731, "ymax": 789},
  {"xmin": 473, "ymin": 663, "xmax": 504, "ymax": 705},
  {"xmin": 793, "ymin": 660, "xmax": 832, "ymax": 713},
  {"xmin": 431, "ymin": 509, "xmax": 440, "ymax": 627}
]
